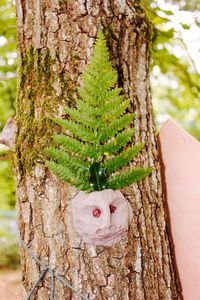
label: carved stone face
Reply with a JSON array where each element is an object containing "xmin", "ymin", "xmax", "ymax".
[{"xmin": 71, "ymin": 189, "xmax": 133, "ymax": 246}]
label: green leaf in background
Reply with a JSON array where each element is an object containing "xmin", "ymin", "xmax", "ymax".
[
  {"xmin": 0, "ymin": 160, "xmax": 15, "ymax": 210},
  {"xmin": 142, "ymin": 0, "xmax": 200, "ymax": 138},
  {"xmin": 0, "ymin": 0, "xmax": 17, "ymax": 269},
  {"xmin": 0, "ymin": 0, "xmax": 16, "ymax": 210},
  {"xmin": 180, "ymin": 23, "xmax": 190, "ymax": 30}
]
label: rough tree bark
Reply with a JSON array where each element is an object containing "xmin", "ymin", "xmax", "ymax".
[{"xmin": 15, "ymin": 1, "xmax": 182, "ymax": 299}]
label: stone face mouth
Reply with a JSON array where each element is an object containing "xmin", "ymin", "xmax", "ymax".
[
  {"xmin": 96, "ymin": 225, "xmax": 124, "ymax": 237},
  {"xmin": 81, "ymin": 227, "xmax": 127, "ymax": 246}
]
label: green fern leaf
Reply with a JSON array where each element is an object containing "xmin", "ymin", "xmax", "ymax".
[
  {"xmin": 77, "ymin": 89, "xmax": 98, "ymax": 106},
  {"xmin": 53, "ymin": 118, "xmax": 94, "ymax": 143},
  {"xmin": 102, "ymin": 143, "xmax": 145, "ymax": 173},
  {"xmin": 53, "ymin": 134, "xmax": 96, "ymax": 158},
  {"xmin": 75, "ymin": 98, "xmax": 102, "ymax": 130},
  {"xmin": 102, "ymin": 99, "xmax": 131, "ymax": 121},
  {"xmin": 100, "ymin": 114, "xmax": 134, "ymax": 142},
  {"xmin": 82, "ymin": 69, "xmax": 117, "ymax": 95},
  {"xmin": 104, "ymin": 88, "xmax": 123, "ymax": 100},
  {"xmin": 107, "ymin": 167, "xmax": 153, "ymax": 190},
  {"xmin": 64, "ymin": 107, "xmax": 95, "ymax": 127},
  {"xmin": 53, "ymin": 134, "xmax": 84, "ymax": 155},
  {"xmin": 45, "ymin": 31, "xmax": 152, "ymax": 191},
  {"xmin": 102, "ymin": 128, "xmax": 135, "ymax": 155},
  {"xmin": 46, "ymin": 161, "xmax": 90, "ymax": 190},
  {"xmin": 44, "ymin": 147, "xmax": 90, "ymax": 170}
]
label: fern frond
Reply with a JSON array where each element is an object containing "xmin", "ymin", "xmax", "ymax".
[
  {"xmin": 64, "ymin": 107, "xmax": 95, "ymax": 127},
  {"xmin": 107, "ymin": 167, "xmax": 153, "ymax": 190},
  {"xmin": 102, "ymin": 99, "xmax": 131, "ymax": 121},
  {"xmin": 44, "ymin": 147, "xmax": 90, "ymax": 170},
  {"xmin": 104, "ymin": 88, "xmax": 123, "ymax": 100},
  {"xmin": 76, "ymin": 98, "xmax": 97, "ymax": 116},
  {"xmin": 77, "ymin": 88, "xmax": 98, "ymax": 106},
  {"xmin": 82, "ymin": 68, "xmax": 117, "ymax": 94},
  {"xmin": 53, "ymin": 118, "xmax": 94, "ymax": 143},
  {"xmin": 99, "ymin": 95, "xmax": 124, "ymax": 116},
  {"xmin": 53, "ymin": 134, "xmax": 96, "ymax": 158},
  {"xmin": 81, "ymin": 33, "xmax": 117, "ymax": 99},
  {"xmin": 102, "ymin": 128, "xmax": 135, "ymax": 155},
  {"xmin": 100, "ymin": 114, "xmax": 134, "ymax": 142},
  {"xmin": 45, "ymin": 31, "xmax": 152, "ymax": 192},
  {"xmin": 102, "ymin": 143, "xmax": 145, "ymax": 173},
  {"xmin": 53, "ymin": 134, "xmax": 84, "ymax": 155},
  {"xmin": 46, "ymin": 161, "xmax": 90, "ymax": 191}
]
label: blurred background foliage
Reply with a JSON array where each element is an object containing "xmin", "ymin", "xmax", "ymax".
[
  {"xmin": 0, "ymin": 0, "xmax": 19, "ymax": 269},
  {"xmin": 0, "ymin": 0, "xmax": 199, "ymax": 269},
  {"xmin": 142, "ymin": 0, "xmax": 200, "ymax": 137}
]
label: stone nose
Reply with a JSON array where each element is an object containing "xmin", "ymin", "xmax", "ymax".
[{"xmin": 99, "ymin": 209, "xmax": 111, "ymax": 229}]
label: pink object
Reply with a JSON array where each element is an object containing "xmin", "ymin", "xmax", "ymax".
[
  {"xmin": 0, "ymin": 118, "xmax": 17, "ymax": 150},
  {"xmin": 159, "ymin": 119, "xmax": 200, "ymax": 299},
  {"xmin": 71, "ymin": 189, "xmax": 133, "ymax": 246}
]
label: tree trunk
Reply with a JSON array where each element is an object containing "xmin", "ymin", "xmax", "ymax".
[{"xmin": 15, "ymin": 1, "xmax": 182, "ymax": 299}]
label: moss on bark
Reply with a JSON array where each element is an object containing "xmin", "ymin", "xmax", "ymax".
[{"xmin": 15, "ymin": 47, "xmax": 62, "ymax": 173}]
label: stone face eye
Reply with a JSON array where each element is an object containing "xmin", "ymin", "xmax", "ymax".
[
  {"xmin": 110, "ymin": 205, "xmax": 117, "ymax": 213},
  {"xmin": 92, "ymin": 208, "xmax": 101, "ymax": 218}
]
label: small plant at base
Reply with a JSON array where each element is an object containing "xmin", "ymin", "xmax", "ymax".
[{"xmin": 44, "ymin": 31, "xmax": 152, "ymax": 192}]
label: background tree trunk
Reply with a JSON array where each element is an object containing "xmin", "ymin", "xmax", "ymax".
[{"xmin": 15, "ymin": 0, "xmax": 182, "ymax": 299}]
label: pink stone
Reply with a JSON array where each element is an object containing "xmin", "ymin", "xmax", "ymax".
[
  {"xmin": 71, "ymin": 189, "xmax": 133, "ymax": 246},
  {"xmin": 0, "ymin": 118, "xmax": 17, "ymax": 150},
  {"xmin": 159, "ymin": 119, "xmax": 200, "ymax": 299}
]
